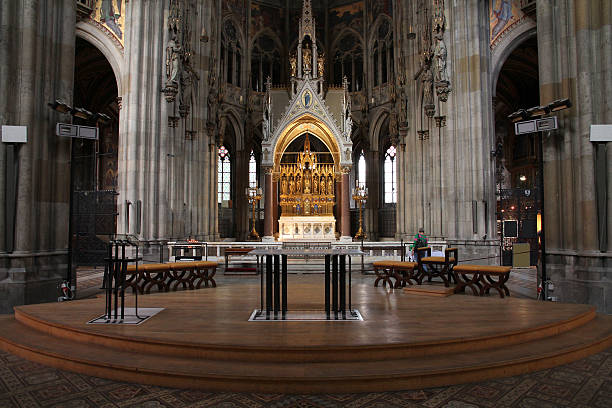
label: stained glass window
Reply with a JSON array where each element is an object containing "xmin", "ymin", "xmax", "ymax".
[
  {"xmin": 249, "ymin": 150, "xmax": 257, "ymax": 188},
  {"xmin": 218, "ymin": 145, "xmax": 231, "ymax": 203},
  {"xmin": 357, "ymin": 151, "xmax": 366, "ymax": 188},
  {"xmin": 384, "ymin": 145, "xmax": 396, "ymax": 204}
]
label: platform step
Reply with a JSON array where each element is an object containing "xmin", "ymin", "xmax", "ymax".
[
  {"xmin": 403, "ymin": 285, "xmax": 455, "ymax": 297},
  {"xmin": 1, "ymin": 313, "xmax": 612, "ymax": 394}
]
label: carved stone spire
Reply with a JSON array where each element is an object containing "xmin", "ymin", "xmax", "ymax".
[
  {"xmin": 299, "ymin": 0, "xmax": 315, "ymax": 41},
  {"xmin": 297, "ymin": 0, "xmax": 317, "ymax": 79}
]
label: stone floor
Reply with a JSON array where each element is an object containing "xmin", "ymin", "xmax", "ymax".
[{"xmin": 1, "ymin": 346, "xmax": 611, "ymax": 407}]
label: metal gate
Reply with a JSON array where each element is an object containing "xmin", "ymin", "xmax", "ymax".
[
  {"xmin": 497, "ymin": 188, "xmax": 540, "ymax": 266},
  {"xmin": 72, "ymin": 190, "xmax": 118, "ymax": 266}
]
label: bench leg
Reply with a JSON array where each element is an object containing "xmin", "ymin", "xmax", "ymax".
[{"xmin": 484, "ymin": 274, "xmax": 506, "ymax": 298}]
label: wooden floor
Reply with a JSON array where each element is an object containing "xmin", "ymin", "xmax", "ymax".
[{"xmin": 1, "ymin": 277, "xmax": 612, "ymax": 393}]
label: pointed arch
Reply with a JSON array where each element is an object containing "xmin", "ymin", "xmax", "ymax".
[
  {"xmin": 76, "ymin": 21, "xmax": 124, "ymax": 94},
  {"xmin": 272, "ymin": 114, "xmax": 341, "ymax": 173}
]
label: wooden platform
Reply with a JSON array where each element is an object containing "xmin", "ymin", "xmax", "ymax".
[
  {"xmin": 1, "ymin": 280, "xmax": 612, "ymax": 394},
  {"xmin": 403, "ymin": 284, "xmax": 455, "ymax": 297}
]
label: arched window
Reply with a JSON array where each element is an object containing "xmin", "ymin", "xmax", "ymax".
[
  {"xmin": 221, "ymin": 20, "xmax": 242, "ymax": 86},
  {"xmin": 332, "ymin": 33, "xmax": 363, "ymax": 91},
  {"xmin": 373, "ymin": 19, "xmax": 393, "ymax": 87},
  {"xmin": 357, "ymin": 150, "xmax": 366, "ymax": 188},
  {"xmin": 251, "ymin": 34, "xmax": 281, "ymax": 91},
  {"xmin": 218, "ymin": 145, "xmax": 231, "ymax": 203},
  {"xmin": 383, "ymin": 145, "xmax": 396, "ymax": 204},
  {"xmin": 249, "ymin": 150, "xmax": 257, "ymax": 188}
]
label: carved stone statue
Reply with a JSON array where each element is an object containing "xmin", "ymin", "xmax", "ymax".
[
  {"xmin": 296, "ymin": 175, "xmax": 302, "ymax": 193},
  {"xmin": 281, "ymin": 177, "xmax": 288, "ymax": 195},
  {"xmin": 313, "ymin": 177, "xmax": 318, "ymax": 194},
  {"xmin": 422, "ymin": 66, "xmax": 434, "ymax": 114},
  {"xmin": 290, "ymin": 54, "xmax": 297, "ymax": 77},
  {"xmin": 389, "ymin": 112, "xmax": 399, "ymax": 137},
  {"xmin": 303, "ymin": 44, "xmax": 312, "ymax": 74},
  {"xmin": 317, "ymin": 53, "xmax": 325, "ymax": 77},
  {"xmin": 289, "ymin": 178, "xmax": 295, "ymax": 195},
  {"xmin": 433, "ymin": 33, "xmax": 449, "ymax": 83},
  {"xmin": 327, "ymin": 177, "xmax": 333, "ymax": 196},
  {"xmin": 166, "ymin": 32, "xmax": 182, "ymax": 86}
]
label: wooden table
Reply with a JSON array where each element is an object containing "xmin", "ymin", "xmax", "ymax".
[
  {"xmin": 250, "ymin": 248, "xmax": 363, "ymax": 320},
  {"xmin": 453, "ymin": 265, "xmax": 512, "ymax": 298}
]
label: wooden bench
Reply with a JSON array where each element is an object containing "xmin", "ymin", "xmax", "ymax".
[
  {"xmin": 453, "ymin": 265, "xmax": 512, "ymax": 298},
  {"xmin": 372, "ymin": 261, "xmax": 418, "ymax": 288},
  {"xmin": 416, "ymin": 247, "xmax": 458, "ymax": 287},
  {"xmin": 125, "ymin": 261, "xmax": 218, "ymax": 294}
]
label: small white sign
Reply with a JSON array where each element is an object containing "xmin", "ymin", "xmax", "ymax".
[
  {"xmin": 536, "ymin": 116, "xmax": 558, "ymax": 131},
  {"xmin": 56, "ymin": 123, "xmax": 99, "ymax": 140},
  {"xmin": 1, "ymin": 125, "xmax": 27, "ymax": 143},
  {"xmin": 590, "ymin": 125, "xmax": 612, "ymax": 142},
  {"xmin": 515, "ymin": 120, "xmax": 536, "ymax": 135}
]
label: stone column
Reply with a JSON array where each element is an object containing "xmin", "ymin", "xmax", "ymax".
[
  {"xmin": 263, "ymin": 168, "xmax": 274, "ymax": 240},
  {"xmin": 340, "ymin": 168, "xmax": 351, "ymax": 240},
  {"xmin": 537, "ymin": 0, "xmax": 612, "ymax": 312},
  {"xmin": 0, "ymin": 0, "xmax": 76, "ymax": 313},
  {"xmin": 118, "ymin": 0, "xmax": 171, "ymax": 240},
  {"xmin": 272, "ymin": 175, "xmax": 279, "ymax": 236}
]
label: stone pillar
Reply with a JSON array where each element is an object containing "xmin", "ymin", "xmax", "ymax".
[
  {"xmin": 118, "ymin": 0, "xmax": 171, "ymax": 240},
  {"xmin": 537, "ymin": 0, "xmax": 612, "ymax": 312},
  {"xmin": 263, "ymin": 168, "xmax": 274, "ymax": 240},
  {"xmin": 401, "ymin": 0, "xmax": 498, "ymax": 261},
  {"xmin": 340, "ymin": 169, "xmax": 351, "ymax": 240},
  {"xmin": 0, "ymin": 0, "xmax": 76, "ymax": 313},
  {"xmin": 272, "ymin": 176, "xmax": 279, "ymax": 236}
]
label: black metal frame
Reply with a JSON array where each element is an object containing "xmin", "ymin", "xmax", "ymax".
[
  {"xmin": 103, "ymin": 239, "xmax": 144, "ymax": 323},
  {"xmin": 258, "ymin": 252, "xmax": 354, "ymax": 320}
]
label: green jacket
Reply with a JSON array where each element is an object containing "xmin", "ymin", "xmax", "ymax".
[{"xmin": 411, "ymin": 233, "xmax": 428, "ymax": 250}]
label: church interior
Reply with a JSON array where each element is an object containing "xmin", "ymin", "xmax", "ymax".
[{"xmin": 1, "ymin": 0, "xmax": 612, "ymax": 405}]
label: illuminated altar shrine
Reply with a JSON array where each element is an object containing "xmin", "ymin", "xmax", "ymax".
[{"xmin": 278, "ymin": 136, "xmax": 336, "ymax": 240}]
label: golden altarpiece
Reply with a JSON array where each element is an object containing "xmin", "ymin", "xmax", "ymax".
[{"xmin": 278, "ymin": 135, "xmax": 337, "ymax": 240}]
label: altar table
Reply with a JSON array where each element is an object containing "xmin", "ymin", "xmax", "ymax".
[{"xmin": 249, "ymin": 248, "xmax": 363, "ymax": 320}]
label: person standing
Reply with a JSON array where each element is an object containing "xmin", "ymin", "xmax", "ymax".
[{"xmin": 411, "ymin": 228, "xmax": 428, "ymax": 261}]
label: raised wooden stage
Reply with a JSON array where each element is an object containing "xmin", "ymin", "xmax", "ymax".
[{"xmin": 1, "ymin": 279, "xmax": 612, "ymax": 394}]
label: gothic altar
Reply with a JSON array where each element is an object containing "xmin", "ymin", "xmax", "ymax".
[{"xmin": 260, "ymin": 0, "xmax": 354, "ymax": 242}]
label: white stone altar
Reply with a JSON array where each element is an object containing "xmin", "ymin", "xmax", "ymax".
[{"xmin": 278, "ymin": 216, "xmax": 336, "ymax": 241}]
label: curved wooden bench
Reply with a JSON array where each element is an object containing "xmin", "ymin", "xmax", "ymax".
[
  {"xmin": 416, "ymin": 247, "xmax": 458, "ymax": 287},
  {"xmin": 391, "ymin": 262, "xmax": 419, "ymax": 287},
  {"xmin": 372, "ymin": 261, "xmax": 404, "ymax": 288},
  {"xmin": 453, "ymin": 265, "xmax": 512, "ymax": 298},
  {"xmin": 123, "ymin": 261, "xmax": 218, "ymax": 294}
]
